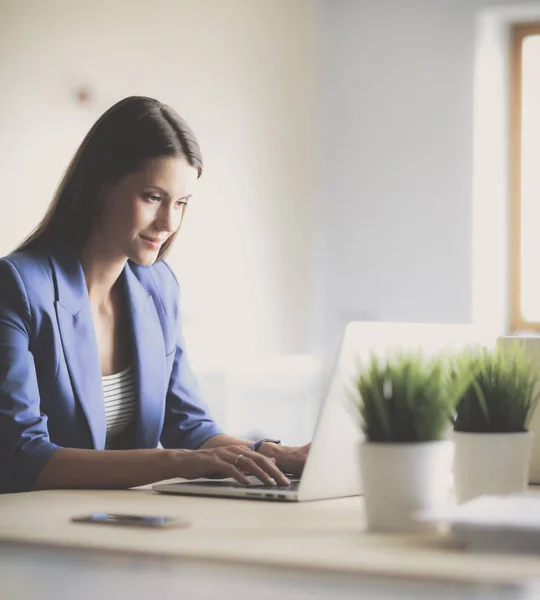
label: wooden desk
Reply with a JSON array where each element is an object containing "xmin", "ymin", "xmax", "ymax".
[
  {"xmin": 3, "ymin": 541, "xmax": 536, "ymax": 600},
  {"xmin": 1, "ymin": 486, "xmax": 540, "ymax": 593}
]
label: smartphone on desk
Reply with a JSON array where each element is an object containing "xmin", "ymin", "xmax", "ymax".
[{"xmin": 71, "ymin": 513, "xmax": 190, "ymax": 529}]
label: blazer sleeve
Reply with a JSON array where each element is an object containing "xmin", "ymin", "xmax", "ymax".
[
  {"xmin": 0, "ymin": 259, "xmax": 61, "ymax": 493},
  {"xmin": 158, "ymin": 263, "xmax": 223, "ymax": 450}
]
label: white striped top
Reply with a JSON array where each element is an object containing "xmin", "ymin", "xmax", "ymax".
[{"xmin": 102, "ymin": 365, "xmax": 137, "ymax": 449}]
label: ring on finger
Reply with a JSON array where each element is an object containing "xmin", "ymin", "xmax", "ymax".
[{"xmin": 234, "ymin": 453, "xmax": 245, "ymax": 467}]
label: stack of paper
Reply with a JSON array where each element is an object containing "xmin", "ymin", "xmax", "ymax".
[{"xmin": 450, "ymin": 494, "xmax": 540, "ymax": 554}]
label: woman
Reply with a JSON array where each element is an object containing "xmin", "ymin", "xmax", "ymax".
[{"xmin": 0, "ymin": 96, "xmax": 308, "ymax": 494}]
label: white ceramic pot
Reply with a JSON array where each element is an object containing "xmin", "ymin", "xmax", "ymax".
[
  {"xmin": 528, "ymin": 405, "xmax": 540, "ymax": 483},
  {"xmin": 453, "ymin": 431, "xmax": 534, "ymax": 504},
  {"xmin": 359, "ymin": 440, "xmax": 453, "ymax": 533},
  {"xmin": 496, "ymin": 336, "xmax": 540, "ymax": 484}
]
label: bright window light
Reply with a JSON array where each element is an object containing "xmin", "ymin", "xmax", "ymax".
[{"xmin": 520, "ymin": 35, "xmax": 540, "ymax": 321}]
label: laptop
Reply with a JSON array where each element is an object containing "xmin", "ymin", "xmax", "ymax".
[
  {"xmin": 153, "ymin": 323, "xmax": 365, "ymax": 502},
  {"xmin": 153, "ymin": 321, "xmax": 493, "ymax": 501}
]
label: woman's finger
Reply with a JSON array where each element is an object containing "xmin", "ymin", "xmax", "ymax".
[
  {"xmin": 245, "ymin": 450, "xmax": 291, "ymax": 486},
  {"xmin": 217, "ymin": 459, "xmax": 251, "ymax": 485},
  {"xmin": 238, "ymin": 456, "xmax": 276, "ymax": 474},
  {"xmin": 235, "ymin": 455, "xmax": 278, "ymax": 486}
]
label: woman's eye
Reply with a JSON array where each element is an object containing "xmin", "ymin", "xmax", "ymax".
[
  {"xmin": 176, "ymin": 200, "xmax": 188, "ymax": 209},
  {"xmin": 146, "ymin": 194, "xmax": 161, "ymax": 202}
]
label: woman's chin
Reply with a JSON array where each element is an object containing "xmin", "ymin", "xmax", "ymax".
[{"xmin": 129, "ymin": 250, "xmax": 158, "ymax": 266}]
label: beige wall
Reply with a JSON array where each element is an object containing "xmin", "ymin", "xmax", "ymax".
[
  {"xmin": 5, "ymin": 0, "xmax": 540, "ymax": 439},
  {"xmin": 0, "ymin": 0, "xmax": 318, "ymax": 364}
]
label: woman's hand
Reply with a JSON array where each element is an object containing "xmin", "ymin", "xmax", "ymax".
[
  {"xmin": 259, "ymin": 443, "xmax": 311, "ymax": 477},
  {"xmin": 172, "ymin": 445, "xmax": 291, "ymax": 486}
]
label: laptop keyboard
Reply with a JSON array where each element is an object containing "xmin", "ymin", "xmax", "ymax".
[
  {"xmin": 180, "ymin": 479, "xmax": 300, "ymax": 491},
  {"xmin": 247, "ymin": 480, "xmax": 300, "ymax": 491}
]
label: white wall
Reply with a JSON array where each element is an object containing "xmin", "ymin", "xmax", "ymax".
[
  {"xmin": 0, "ymin": 0, "xmax": 317, "ymax": 365},
  {"xmin": 3, "ymin": 0, "xmax": 540, "ymax": 439},
  {"xmin": 316, "ymin": 0, "xmax": 537, "ymax": 358}
]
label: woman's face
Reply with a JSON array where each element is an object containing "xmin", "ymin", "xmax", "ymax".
[{"xmin": 97, "ymin": 156, "xmax": 198, "ymax": 266}]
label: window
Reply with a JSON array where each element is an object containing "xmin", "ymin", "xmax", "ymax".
[{"xmin": 510, "ymin": 23, "xmax": 540, "ymax": 331}]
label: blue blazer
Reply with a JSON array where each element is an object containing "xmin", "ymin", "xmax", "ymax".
[{"xmin": 0, "ymin": 245, "xmax": 222, "ymax": 493}]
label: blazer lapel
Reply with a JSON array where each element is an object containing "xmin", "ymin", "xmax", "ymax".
[
  {"xmin": 51, "ymin": 249, "xmax": 106, "ymax": 450},
  {"xmin": 123, "ymin": 263, "xmax": 166, "ymax": 448}
]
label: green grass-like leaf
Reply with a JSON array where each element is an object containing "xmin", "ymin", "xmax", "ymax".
[
  {"xmin": 453, "ymin": 345, "xmax": 540, "ymax": 433},
  {"xmin": 351, "ymin": 352, "xmax": 471, "ymax": 443}
]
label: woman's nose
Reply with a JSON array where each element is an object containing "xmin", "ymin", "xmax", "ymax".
[{"xmin": 155, "ymin": 204, "xmax": 176, "ymax": 232}]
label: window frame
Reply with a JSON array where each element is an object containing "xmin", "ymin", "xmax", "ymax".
[{"xmin": 509, "ymin": 22, "xmax": 540, "ymax": 332}]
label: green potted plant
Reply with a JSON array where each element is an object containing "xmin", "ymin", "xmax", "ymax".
[
  {"xmin": 452, "ymin": 343, "xmax": 540, "ymax": 504},
  {"xmin": 352, "ymin": 352, "xmax": 470, "ymax": 533}
]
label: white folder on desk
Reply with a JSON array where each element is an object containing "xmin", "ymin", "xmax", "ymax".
[{"xmin": 449, "ymin": 494, "xmax": 540, "ymax": 554}]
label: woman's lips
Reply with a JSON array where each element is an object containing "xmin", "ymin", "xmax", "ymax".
[{"xmin": 140, "ymin": 235, "xmax": 162, "ymax": 250}]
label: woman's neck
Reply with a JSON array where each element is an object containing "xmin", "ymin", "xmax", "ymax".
[{"xmin": 79, "ymin": 235, "xmax": 126, "ymax": 309}]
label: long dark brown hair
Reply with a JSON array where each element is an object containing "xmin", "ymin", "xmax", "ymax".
[{"xmin": 15, "ymin": 96, "xmax": 203, "ymax": 260}]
